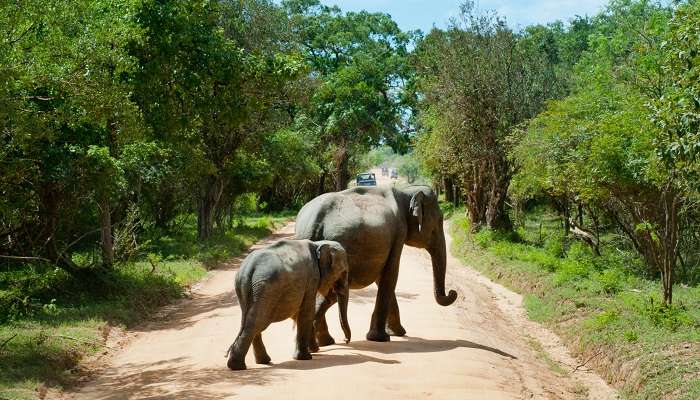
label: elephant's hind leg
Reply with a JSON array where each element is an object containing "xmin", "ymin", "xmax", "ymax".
[
  {"xmin": 227, "ymin": 325, "xmax": 254, "ymax": 370},
  {"xmin": 228, "ymin": 306, "xmax": 270, "ymax": 370},
  {"xmin": 253, "ymin": 334, "xmax": 271, "ymax": 364},
  {"xmin": 313, "ymin": 291, "xmax": 337, "ymax": 348}
]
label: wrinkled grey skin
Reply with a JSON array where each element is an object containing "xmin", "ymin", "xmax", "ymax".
[
  {"xmin": 295, "ymin": 185, "xmax": 457, "ymax": 345},
  {"xmin": 226, "ymin": 239, "xmax": 350, "ymax": 371}
]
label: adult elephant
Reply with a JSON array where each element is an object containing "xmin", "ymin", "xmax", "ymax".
[{"xmin": 295, "ymin": 185, "xmax": 457, "ymax": 345}]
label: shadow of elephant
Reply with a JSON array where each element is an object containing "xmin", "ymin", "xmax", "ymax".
[{"xmin": 326, "ymin": 336, "xmax": 517, "ymax": 359}]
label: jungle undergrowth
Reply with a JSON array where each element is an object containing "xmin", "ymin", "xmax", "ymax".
[
  {"xmin": 0, "ymin": 213, "xmax": 291, "ymax": 400},
  {"xmin": 448, "ymin": 206, "xmax": 700, "ymax": 400}
]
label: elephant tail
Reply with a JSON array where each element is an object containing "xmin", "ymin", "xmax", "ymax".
[{"xmin": 224, "ymin": 342, "xmax": 234, "ymax": 358}]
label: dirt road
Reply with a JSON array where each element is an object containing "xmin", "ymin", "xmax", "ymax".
[{"xmin": 67, "ymin": 177, "xmax": 617, "ymax": 400}]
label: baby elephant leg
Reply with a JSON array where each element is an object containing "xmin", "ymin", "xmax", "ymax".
[
  {"xmin": 294, "ymin": 291, "xmax": 316, "ymax": 361},
  {"xmin": 227, "ymin": 324, "xmax": 255, "ymax": 370},
  {"xmin": 228, "ymin": 306, "xmax": 269, "ymax": 370},
  {"xmin": 313, "ymin": 290, "xmax": 338, "ymax": 348},
  {"xmin": 253, "ymin": 333, "xmax": 271, "ymax": 364}
]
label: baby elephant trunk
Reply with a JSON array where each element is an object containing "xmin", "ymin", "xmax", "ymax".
[{"xmin": 337, "ymin": 276, "xmax": 351, "ymax": 343}]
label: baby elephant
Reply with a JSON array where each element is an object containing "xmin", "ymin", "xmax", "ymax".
[{"xmin": 226, "ymin": 239, "xmax": 351, "ymax": 370}]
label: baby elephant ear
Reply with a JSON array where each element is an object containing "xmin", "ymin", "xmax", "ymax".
[
  {"xmin": 410, "ymin": 191, "xmax": 425, "ymax": 232},
  {"xmin": 316, "ymin": 243, "xmax": 333, "ymax": 273}
]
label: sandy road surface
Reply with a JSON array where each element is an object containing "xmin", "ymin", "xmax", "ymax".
[{"xmin": 66, "ymin": 175, "xmax": 617, "ymax": 400}]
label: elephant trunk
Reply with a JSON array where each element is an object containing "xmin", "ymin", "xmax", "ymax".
[
  {"xmin": 430, "ymin": 231, "xmax": 458, "ymax": 306},
  {"xmin": 337, "ymin": 275, "xmax": 351, "ymax": 343}
]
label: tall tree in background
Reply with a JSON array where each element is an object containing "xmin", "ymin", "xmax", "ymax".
[
  {"xmin": 0, "ymin": 0, "xmax": 143, "ymax": 270},
  {"xmin": 413, "ymin": 2, "xmax": 564, "ymax": 230},
  {"xmin": 651, "ymin": 0, "xmax": 700, "ymax": 303},
  {"xmin": 510, "ymin": 0, "xmax": 692, "ymax": 303},
  {"xmin": 284, "ymin": 0, "xmax": 412, "ymax": 190},
  {"xmin": 131, "ymin": 0, "xmax": 302, "ymax": 239}
]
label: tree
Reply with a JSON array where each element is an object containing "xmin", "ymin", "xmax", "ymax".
[
  {"xmin": 284, "ymin": 0, "xmax": 412, "ymax": 190},
  {"xmin": 651, "ymin": 0, "xmax": 700, "ymax": 302},
  {"xmin": 130, "ymin": 0, "xmax": 301, "ymax": 239},
  {"xmin": 511, "ymin": 0, "xmax": 687, "ymax": 303},
  {"xmin": 413, "ymin": 2, "xmax": 564, "ymax": 230},
  {"xmin": 0, "ymin": 0, "xmax": 143, "ymax": 270}
]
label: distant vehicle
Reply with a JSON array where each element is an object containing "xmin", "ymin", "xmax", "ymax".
[
  {"xmin": 381, "ymin": 165, "xmax": 389, "ymax": 177},
  {"xmin": 356, "ymin": 172, "xmax": 377, "ymax": 186},
  {"xmin": 390, "ymin": 169, "xmax": 398, "ymax": 179}
]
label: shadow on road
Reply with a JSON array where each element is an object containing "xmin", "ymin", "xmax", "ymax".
[
  {"xmin": 271, "ymin": 352, "xmax": 399, "ymax": 370},
  {"xmin": 334, "ymin": 336, "xmax": 517, "ymax": 360},
  {"xmin": 81, "ymin": 357, "xmax": 278, "ymax": 400},
  {"xmin": 80, "ymin": 352, "xmax": 399, "ymax": 399},
  {"xmin": 132, "ymin": 290, "xmax": 236, "ymax": 333},
  {"xmin": 350, "ymin": 285, "xmax": 419, "ymax": 304}
]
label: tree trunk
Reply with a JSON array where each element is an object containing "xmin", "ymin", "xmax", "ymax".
[
  {"xmin": 607, "ymin": 183, "xmax": 680, "ymax": 305},
  {"xmin": 39, "ymin": 184, "xmax": 61, "ymax": 265},
  {"xmin": 198, "ymin": 175, "xmax": 225, "ymax": 241},
  {"xmin": 660, "ymin": 186, "xmax": 679, "ymax": 305},
  {"xmin": 563, "ymin": 201, "xmax": 571, "ymax": 237},
  {"xmin": 568, "ymin": 217, "xmax": 601, "ymax": 256},
  {"xmin": 99, "ymin": 193, "xmax": 114, "ymax": 268},
  {"xmin": 465, "ymin": 158, "xmax": 511, "ymax": 231},
  {"xmin": 453, "ymin": 182, "xmax": 460, "ymax": 207},
  {"xmin": 485, "ymin": 175, "xmax": 511, "ymax": 231},
  {"xmin": 444, "ymin": 176, "xmax": 454, "ymax": 203},
  {"xmin": 334, "ymin": 147, "xmax": 350, "ymax": 192},
  {"xmin": 155, "ymin": 189, "xmax": 176, "ymax": 230},
  {"xmin": 100, "ymin": 120, "xmax": 118, "ymax": 268},
  {"xmin": 464, "ymin": 163, "xmax": 487, "ymax": 231}
]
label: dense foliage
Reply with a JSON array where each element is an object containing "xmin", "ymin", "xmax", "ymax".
[
  {"xmin": 0, "ymin": 0, "xmax": 411, "ymax": 280},
  {"xmin": 283, "ymin": 0, "xmax": 413, "ymax": 190},
  {"xmin": 0, "ymin": 2, "xmax": 411, "ymax": 394},
  {"xmin": 414, "ymin": 0, "xmax": 700, "ymax": 304},
  {"xmin": 413, "ymin": 2, "xmax": 569, "ymax": 230},
  {"xmin": 2, "ymin": 0, "xmax": 700, "ymax": 397}
]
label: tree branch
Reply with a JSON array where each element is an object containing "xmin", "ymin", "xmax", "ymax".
[
  {"xmin": 568, "ymin": 217, "xmax": 601, "ymax": 256},
  {"xmin": 0, "ymin": 255, "xmax": 51, "ymax": 262},
  {"xmin": 0, "ymin": 334, "xmax": 17, "ymax": 351}
]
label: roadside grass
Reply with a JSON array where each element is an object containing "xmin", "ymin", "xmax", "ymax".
[
  {"xmin": 448, "ymin": 207, "xmax": 700, "ymax": 400},
  {"xmin": 524, "ymin": 334, "xmax": 569, "ymax": 376},
  {"xmin": 0, "ymin": 213, "xmax": 290, "ymax": 400}
]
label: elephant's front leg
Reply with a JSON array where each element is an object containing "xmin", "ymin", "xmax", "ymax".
[
  {"xmin": 386, "ymin": 292, "xmax": 406, "ymax": 336},
  {"xmin": 294, "ymin": 291, "xmax": 316, "ymax": 361},
  {"xmin": 312, "ymin": 291, "xmax": 337, "ymax": 349},
  {"xmin": 367, "ymin": 244, "xmax": 403, "ymax": 342}
]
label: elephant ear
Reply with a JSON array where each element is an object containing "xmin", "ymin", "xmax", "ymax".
[
  {"xmin": 316, "ymin": 242, "xmax": 341, "ymax": 296},
  {"xmin": 410, "ymin": 191, "xmax": 425, "ymax": 232},
  {"xmin": 316, "ymin": 243, "xmax": 333, "ymax": 277}
]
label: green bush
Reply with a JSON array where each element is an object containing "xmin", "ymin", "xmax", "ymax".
[
  {"xmin": 449, "ymin": 206, "xmax": 700, "ymax": 400},
  {"xmin": 544, "ymin": 232, "xmax": 566, "ymax": 258},
  {"xmin": 473, "ymin": 229, "xmax": 495, "ymax": 248},
  {"xmin": 588, "ymin": 310, "xmax": 619, "ymax": 330},
  {"xmin": 624, "ymin": 330, "xmax": 639, "ymax": 343},
  {"xmin": 553, "ymin": 259, "xmax": 592, "ymax": 285},
  {"xmin": 596, "ymin": 269, "xmax": 626, "ymax": 295},
  {"xmin": 642, "ymin": 298, "xmax": 694, "ymax": 331}
]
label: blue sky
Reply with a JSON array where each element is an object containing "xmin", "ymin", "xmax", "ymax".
[{"xmin": 321, "ymin": 0, "xmax": 610, "ymax": 32}]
